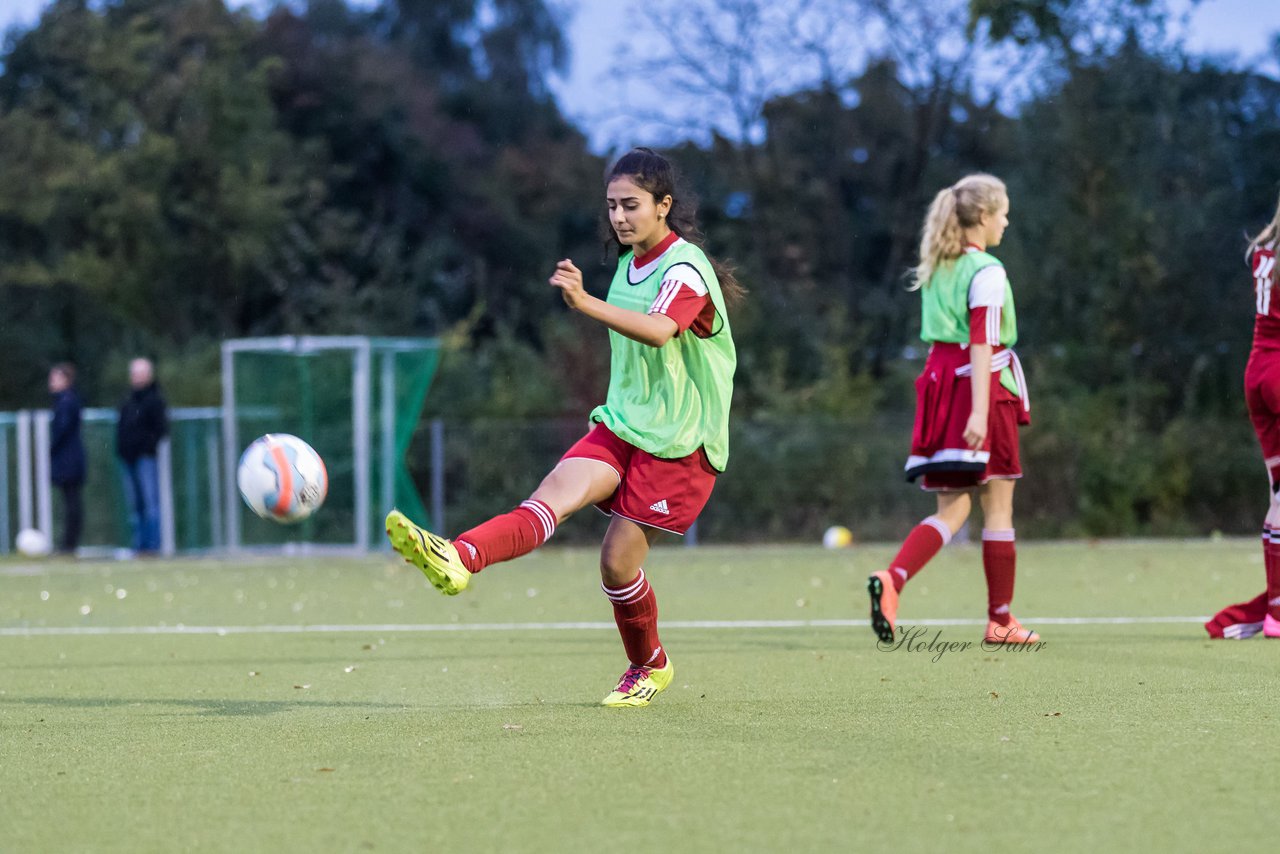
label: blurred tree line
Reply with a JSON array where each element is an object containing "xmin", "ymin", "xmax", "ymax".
[{"xmin": 1, "ymin": 0, "xmax": 1278, "ymax": 536}]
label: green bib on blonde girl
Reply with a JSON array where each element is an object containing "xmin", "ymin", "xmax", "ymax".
[
  {"xmin": 590, "ymin": 240, "xmax": 736, "ymax": 471},
  {"xmin": 920, "ymin": 249, "xmax": 1019, "ymax": 396}
]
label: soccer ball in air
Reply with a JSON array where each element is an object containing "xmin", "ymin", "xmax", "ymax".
[
  {"xmin": 822, "ymin": 525, "xmax": 854, "ymax": 549},
  {"xmin": 15, "ymin": 528, "xmax": 51, "ymax": 557},
  {"xmin": 237, "ymin": 434, "xmax": 328, "ymax": 523}
]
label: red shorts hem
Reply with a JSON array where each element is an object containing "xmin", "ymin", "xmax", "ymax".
[{"xmin": 560, "ymin": 423, "xmax": 716, "ymax": 535}]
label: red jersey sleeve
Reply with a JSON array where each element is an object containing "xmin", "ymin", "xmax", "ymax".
[
  {"xmin": 969, "ymin": 306, "xmax": 998, "ymax": 345},
  {"xmin": 649, "ymin": 268, "xmax": 716, "ymax": 337},
  {"xmin": 967, "ymin": 265, "xmax": 1007, "ymax": 346}
]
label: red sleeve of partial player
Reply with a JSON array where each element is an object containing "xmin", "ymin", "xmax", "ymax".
[
  {"xmin": 969, "ymin": 305, "xmax": 1001, "ymax": 346},
  {"xmin": 650, "ymin": 281, "xmax": 716, "ymax": 337}
]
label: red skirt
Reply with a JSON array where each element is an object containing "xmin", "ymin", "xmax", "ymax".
[{"xmin": 905, "ymin": 343, "xmax": 1029, "ymax": 487}]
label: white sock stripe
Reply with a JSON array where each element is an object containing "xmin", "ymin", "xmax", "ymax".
[
  {"xmin": 602, "ymin": 578, "xmax": 651, "ymax": 604},
  {"xmin": 602, "ymin": 568, "xmax": 646, "ymax": 598},
  {"xmin": 604, "ymin": 576, "xmax": 646, "ymax": 599},
  {"xmin": 605, "ymin": 586, "xmax": 650, "ymax": 605},
  {"xmin": 521, "ymin": 500, "xmax": 555, "ymax": 539},
  {"xmin": 982, "ymin": 528, "xmax": 1016, "ymax": 542},
  {"xmin": 922, "ymin": 516, "xmax": 953, "ymax": 545},
  {"xmin": 520, "ymin": 500, "xmax": 556, "ymax": 540}
]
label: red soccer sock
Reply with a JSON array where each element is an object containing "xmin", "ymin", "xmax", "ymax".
[
  {"xmin": 885, "ymin": 516, "xmax": 952, "ymax": 592},
  {"xmin": 1266, "ymin": 526, "xmax": 1280, "ymax": 619},
  {"xmin": 453, "ymin": 499, "xmax": 557, "ymax": 573},
  {"xmin": 982, "ymin": 529, "xmax": 1017, "ymax": 626},
  {"xmin": 602, "ymin": 568, "xmax": 667, "ymax": 669}
]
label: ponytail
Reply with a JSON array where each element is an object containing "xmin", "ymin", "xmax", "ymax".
[{"xmin": 911, "ymin": 174, "xmax": 1008, "ymax": 290}]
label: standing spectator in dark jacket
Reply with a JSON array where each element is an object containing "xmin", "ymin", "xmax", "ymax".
[
  {"xmin": 116, "ymin": 358, "xmax": 168, "ymax": 553},
  {"xmin": 49, "ymin": 363, "xmax": 86, "ymax": 554}
]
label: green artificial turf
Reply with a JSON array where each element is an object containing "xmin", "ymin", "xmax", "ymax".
[{"xmin": 1, "ymin": 540, "xmax": 1275, "ymax": 852}]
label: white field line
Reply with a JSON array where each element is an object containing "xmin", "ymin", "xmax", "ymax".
[{"xmin": 0, "ymin": 616, "xmax": 1207, "ymax": 637}]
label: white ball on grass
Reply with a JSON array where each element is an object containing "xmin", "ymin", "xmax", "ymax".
[
  {"xmin": 822, "ymin": 525, "xmax": 854, "ymax": 549},
  {"xmin": 16, "ymin": 528, "xmax": 51, "ymax": 557}
]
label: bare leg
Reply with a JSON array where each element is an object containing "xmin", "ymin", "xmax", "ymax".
[
  {"xmin": 599, "ymin": 515, "xmax": 663, "ymax": 588},
  {"xmin": 977, "ymin": 479, "xmax": 1015, "ymax": 529},
  {"xmin": 529, "ymin": 458, "xmax": 623, "ymax": 524},
  {"xmin": 934, "ymin": 490, "xmax": 973, "ymax": 535}
]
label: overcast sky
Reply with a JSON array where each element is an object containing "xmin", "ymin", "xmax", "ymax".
[{"xmin": 3, "ymin": 0, "xmax": 1277, "ymax": 151}]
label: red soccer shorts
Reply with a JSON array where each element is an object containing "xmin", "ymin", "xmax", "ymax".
[
  {"xmin": 1246, "ymin": 352, "xmax": 1280, "ymax": 477},
  {"xmin": 922, "ymin": 394, "xmax": 1023, "ymax": 491},
  {"xmin": 560, "ymin": 423, "xmax": 718, "ymax": 535}
]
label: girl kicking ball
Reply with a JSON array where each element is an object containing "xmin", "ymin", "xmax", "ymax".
[{"xmin": 387, "ymin": 148, "xmax": 741, "ymax": 705}]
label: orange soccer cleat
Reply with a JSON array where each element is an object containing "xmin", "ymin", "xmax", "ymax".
[
  {"xmin": 867, "ymin": 570, "xmax": 899, "ymax": 643},
  {"xmin": 984, "ymin": 616, "xmax": 1040, "ymax": 645}
]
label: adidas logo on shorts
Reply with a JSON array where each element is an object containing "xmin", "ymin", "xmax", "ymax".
[{"xmin": 649, "ymin": 500, "xmax": 670, "ymax": 515}]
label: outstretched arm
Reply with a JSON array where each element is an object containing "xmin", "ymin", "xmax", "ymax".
[{"xmin": 549, "ymin": 259, "xmax": 678, "ymax": 348}]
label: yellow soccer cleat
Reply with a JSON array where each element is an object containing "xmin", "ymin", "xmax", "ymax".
[
  {"xmin": 601, "ymin": 659, "xmax": 674, "ymax": 708},
  {"xmin": 385, "ymin": 509, "xmax": 470, "ymax": 595}
]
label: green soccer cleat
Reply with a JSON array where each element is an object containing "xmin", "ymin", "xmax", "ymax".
[
  {"xmin": 601, "ymin": 658, "xmax": 674, "ymax": 708},
  {"xmin": 385, "ymin": 509, "xmax": 470, "ymax": 595}
]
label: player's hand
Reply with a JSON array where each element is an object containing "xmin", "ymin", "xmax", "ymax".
[
  {"xmin": 549, "ymin": 259, "xmax": 586, "ymax": 309},
  {"xmin": 963, "ymin": 411, "xmax": 988, "ymax": 450}
]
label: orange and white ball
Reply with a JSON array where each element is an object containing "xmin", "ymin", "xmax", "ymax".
[{"xmin": 237, "ymin": 434, "xmax": 328, "ymax": 523}]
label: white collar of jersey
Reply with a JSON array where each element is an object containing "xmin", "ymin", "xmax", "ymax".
[{"xmin": 629, "ymin": 236, "xmax": 686, "ymax": 284}]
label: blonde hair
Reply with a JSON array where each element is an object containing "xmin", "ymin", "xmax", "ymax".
[
  {"xmin": 911, "ymin": 173, "xmax": 1008, "ymax": 289},
  {"xmin": 1247, "ymin": 190, "xmax": 1280, "ymax": 283}
]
